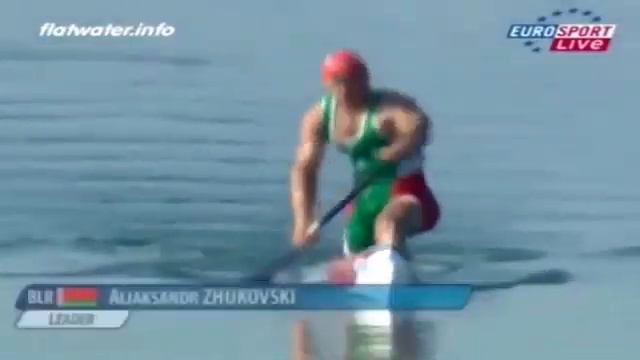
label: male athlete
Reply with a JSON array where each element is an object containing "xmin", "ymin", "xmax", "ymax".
[{"xmin": 290, "ymin": 49, "xmax": 440, "ymax": 283}]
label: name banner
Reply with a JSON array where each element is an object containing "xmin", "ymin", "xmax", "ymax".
[{"xmin": 16, "ymin": 284, "xmax": 471, "ymax": 311}]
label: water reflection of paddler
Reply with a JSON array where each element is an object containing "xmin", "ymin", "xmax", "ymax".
[{"xmin": 291, "ymin": 313, "xmax": 436, "ymax": 360}]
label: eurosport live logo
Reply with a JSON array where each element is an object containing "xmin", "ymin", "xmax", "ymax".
[{"xmin": 508, "ymin": 8, "xmax": 616, "ymax": 53}]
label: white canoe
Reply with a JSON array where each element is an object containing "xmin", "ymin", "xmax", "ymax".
[
  {"xmin": 351, "ymin": 246, "xmax": 418, "ymax": 285},
  {"xmin": 349, "ymin": 246, "xmax": 417, "ymax": 326},
  {"xmin": 275, "ymin": 245, "xmax": 418, "ymax": 285},
  {"xmin": 273, "ymin": 246, "xmax": 418, "ymax": 326}
]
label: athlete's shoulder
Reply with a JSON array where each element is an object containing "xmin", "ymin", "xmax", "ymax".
[
  {"xmin": 301, "ymin": 98, "xmax": 330, "ymax": 143},
  {"xmin": 302, "ymin": 101, "xmax": 324, "ymax": 125},
  {"xmin": 374, "ymin": 88, "xmax": 431, "ymax": 135},
  {"xmin": 374, "ymin": 88, "xmax": 419, "ymax": 111}
]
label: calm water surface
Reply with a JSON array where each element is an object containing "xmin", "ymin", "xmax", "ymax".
[{"xmin": 1, "ymin": 0, "xmax": 639, "ymax": 359}]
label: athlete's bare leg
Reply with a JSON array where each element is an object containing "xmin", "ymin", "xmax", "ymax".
[{"xmin": 374, "ymin": 195, "xmax": 422, "ymax": 252}]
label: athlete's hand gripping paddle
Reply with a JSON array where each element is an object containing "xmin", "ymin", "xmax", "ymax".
[{"xmin": 246, "ymin": 171, "xmax": 380, "ymax": 282}]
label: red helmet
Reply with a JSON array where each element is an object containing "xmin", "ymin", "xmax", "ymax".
[{"xmin": 322, "ymin": 49, "xmax": 369, "ymax": 84}]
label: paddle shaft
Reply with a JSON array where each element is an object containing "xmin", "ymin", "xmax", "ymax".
[{"xmin": 246, "ymin": 174, "xmax": 377, "ymax": 282}]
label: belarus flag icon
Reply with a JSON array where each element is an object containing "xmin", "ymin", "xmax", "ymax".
[{"xmin": 56, "ymin": 287, "xmax": 99, "ymax": 308}]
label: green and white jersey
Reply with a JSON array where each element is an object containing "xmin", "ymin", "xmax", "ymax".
[{"xmin": 320, "ymin": 90, "xmax": 424, "ymax": 183}]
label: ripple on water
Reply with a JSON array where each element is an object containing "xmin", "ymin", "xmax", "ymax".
[
  {"xmin": 0, "ymin": 48, "xmax": 212, "ymax": 67},
  {"xmin": 589, "ymin": 246, "xmax": 640, "ymax": 258}
]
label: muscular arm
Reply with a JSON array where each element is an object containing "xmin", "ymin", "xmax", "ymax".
[
  {"xmin": 290, "ymin": 104, "xmax": 325, "ymax": 246},
  {"xmin": 377, "ymin": 105, "xmax": 430, "ymax": 162}
]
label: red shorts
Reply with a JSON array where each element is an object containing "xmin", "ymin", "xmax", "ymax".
[
  {"xmin": 346, "ymin": 172, "xmax": 441, "ymax": 232},
  {"xmin": 392, "ymin": 172, "xmax": 440, "ymax": 231}
]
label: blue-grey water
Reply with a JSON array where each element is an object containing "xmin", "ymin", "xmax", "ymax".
[{"xmin": 1, "ymin": 0, "xmax": 639, "ymax": 359}]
